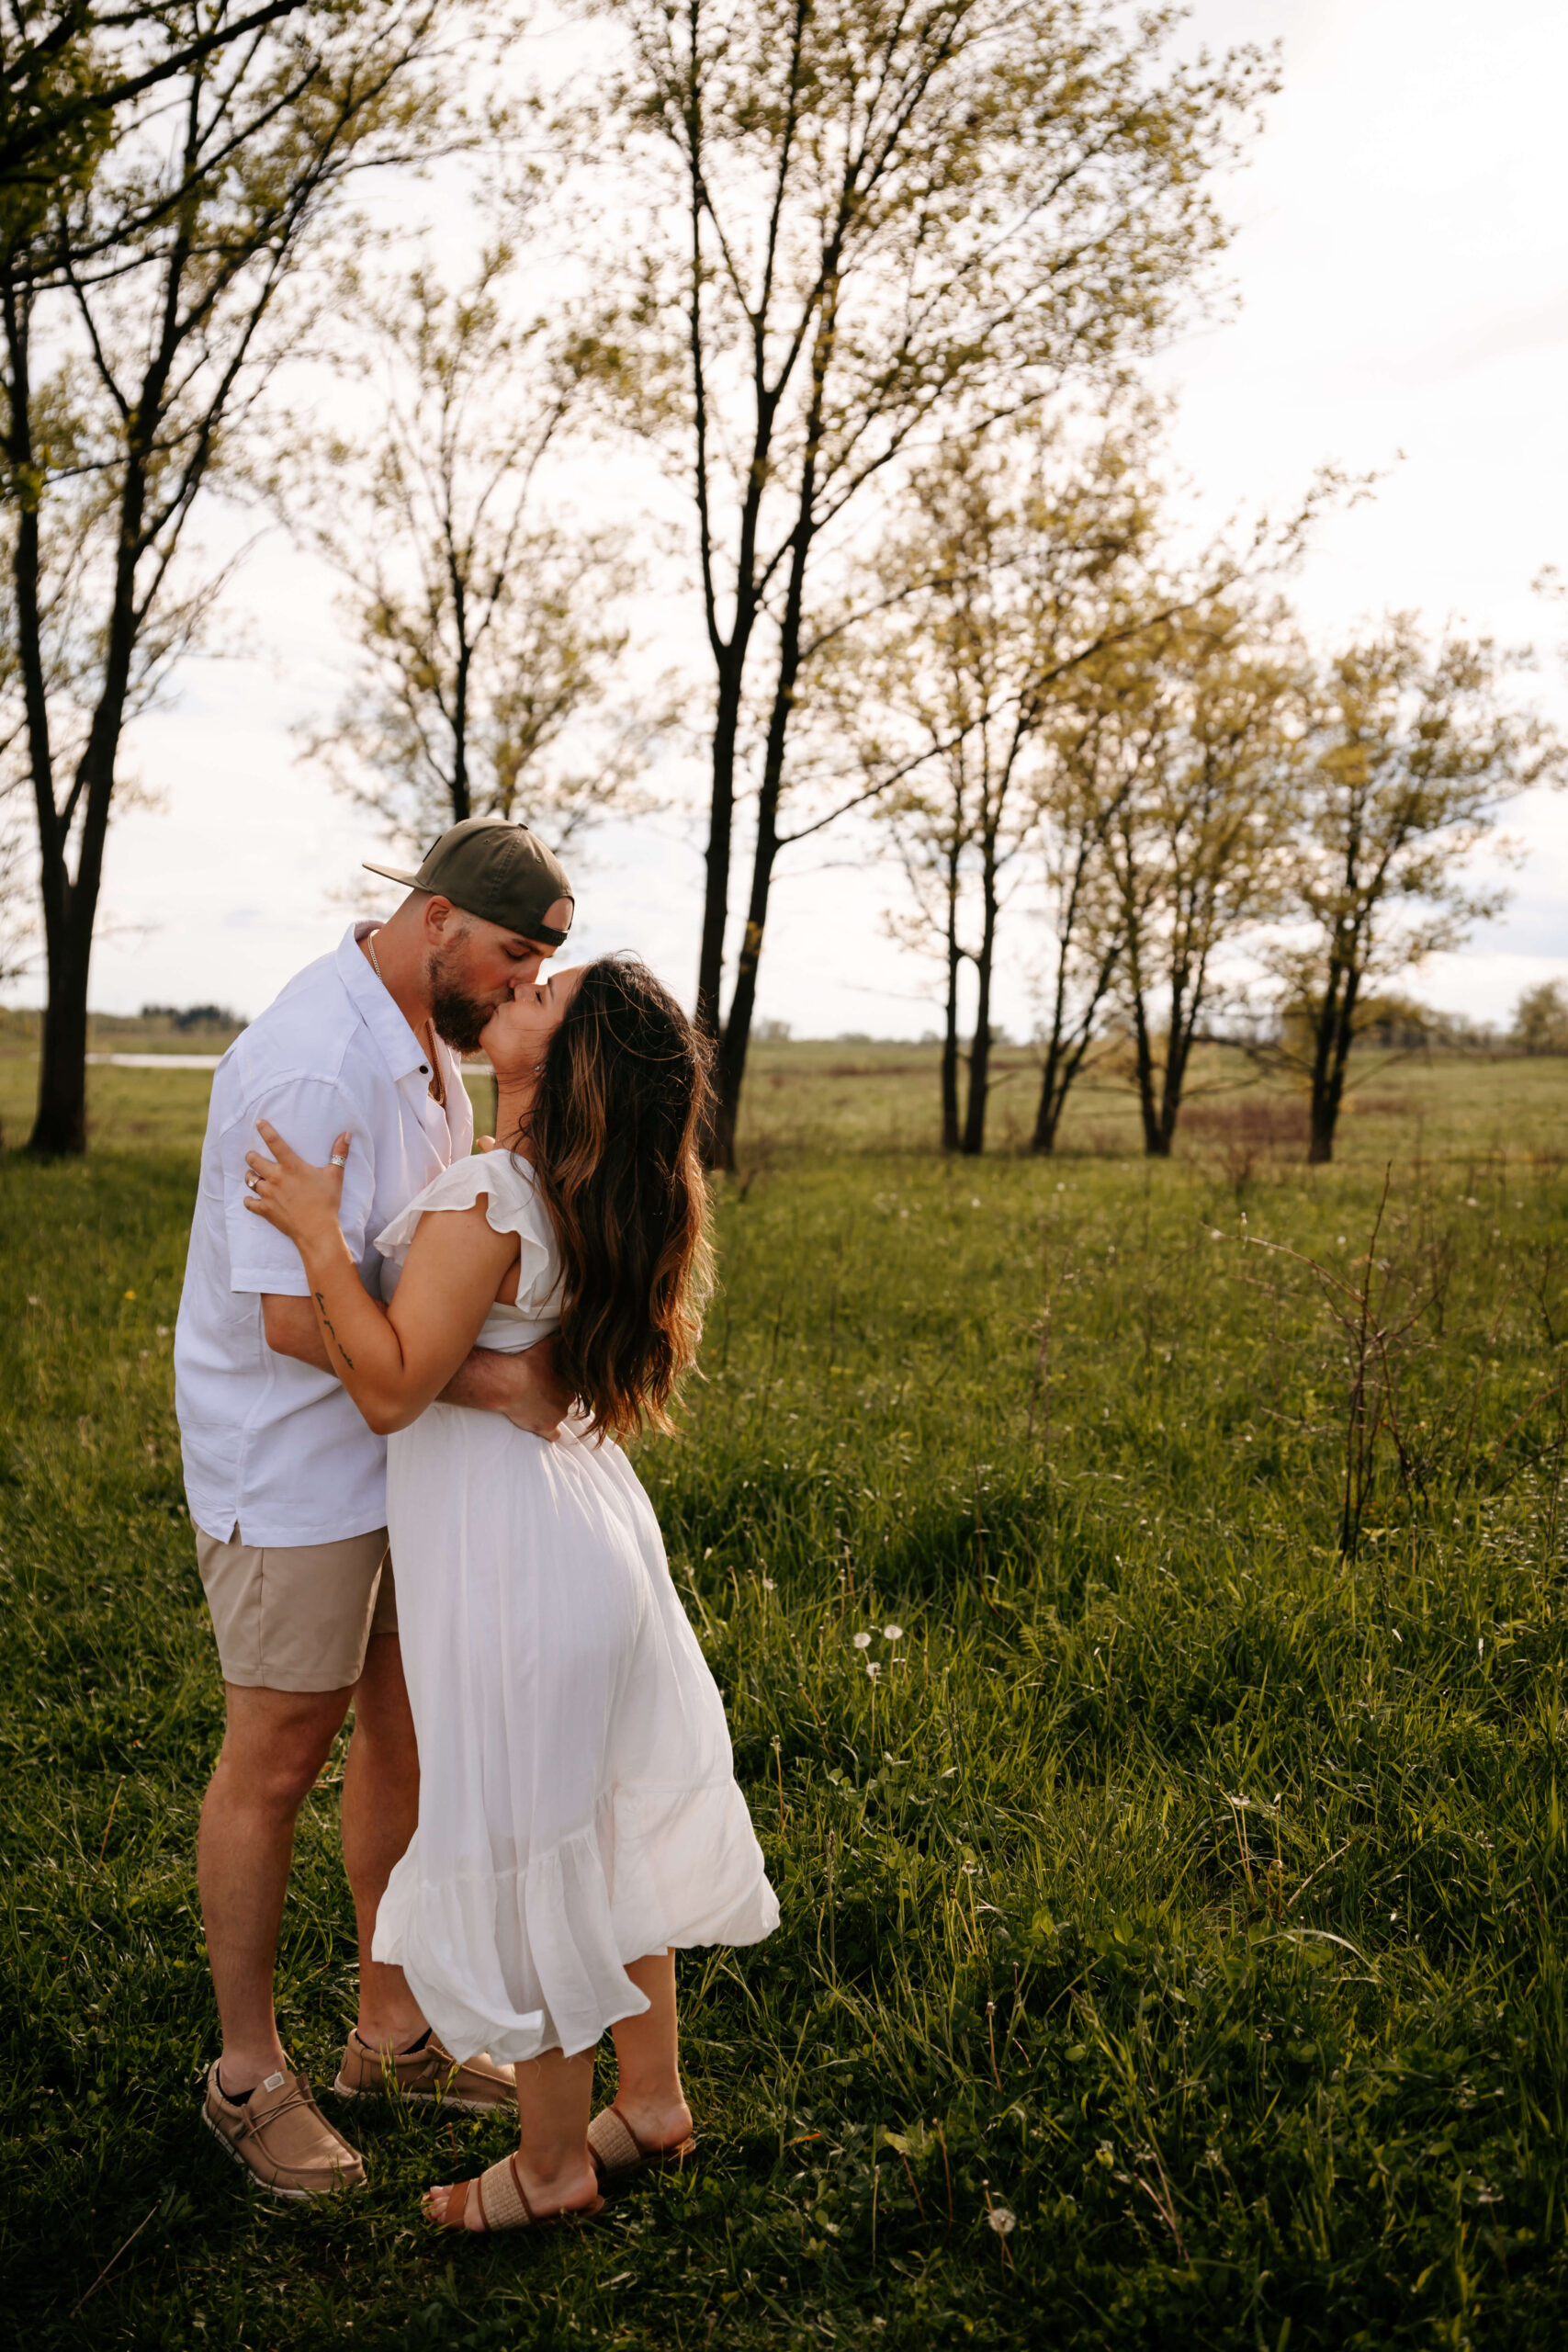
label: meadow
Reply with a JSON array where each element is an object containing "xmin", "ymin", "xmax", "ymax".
[{"xmin": 3, "ymin": 1037, "xmax": 1568, "ymax": 2349}]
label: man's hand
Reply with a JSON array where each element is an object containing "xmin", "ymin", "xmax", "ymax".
[{"xmin": 439, "ymin": 1334, "xmax": 574, "ymax": 1441}]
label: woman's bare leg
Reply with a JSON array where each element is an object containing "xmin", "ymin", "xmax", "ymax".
[
  {"xmin": 605, "ymin": 1951, "xmax": 694, "ymax": 2152},
  {"xmin": 423, "ymin": 1953, "xmax": 690, "ymax": 2225},
  {"xmin": 424, "ymin": 2045, "xmax": 597, "ymax": 2229}
]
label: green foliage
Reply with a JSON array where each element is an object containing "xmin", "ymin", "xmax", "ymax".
[
  {"xmin": 5, "ymin": 1089, "xmax": 1568, "ymax": 2344},
  {"xmin": 1512, "ymin": 982, "xmax": 1568, "ymax": 1057}
]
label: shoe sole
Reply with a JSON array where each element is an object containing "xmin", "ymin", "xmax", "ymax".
[
  {"xmin": 332, "ymin": 2074, "xmax": 515, "ymax": 2116},
  {"xmin": 201, "ymin": 2102, "xmax": 364, "ymax": 2199}
]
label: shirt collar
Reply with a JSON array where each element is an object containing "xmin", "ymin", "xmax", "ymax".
[{"xmin": 336, "ymin": 920, "xmax": 434, "ymax": 1086}]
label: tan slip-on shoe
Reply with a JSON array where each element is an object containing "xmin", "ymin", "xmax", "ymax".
[
  {"xmin": 333, "ymin": 2029, "xmax": 516, "ymax": 2115},
  {"xmin": 202, "ymin": 2063, "xmax": 366, "ymax": 2199}
]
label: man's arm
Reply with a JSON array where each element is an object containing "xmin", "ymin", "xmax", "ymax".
[
  {"xmin": 262, "ymin": 1293, "xmax": 572, "ymax": 1440},
  {"xmin": 441, "ymin": 1336, "xmax": 574, "ymax": 1440},
  {"xmin": 262, "ymin": 1294, "xmax": 333, "ymax": 1369}
]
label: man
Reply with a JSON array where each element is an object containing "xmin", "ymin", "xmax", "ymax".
[{"xmin": 175, "ymin": 818, "xmax": 576, "ymax": 2199}]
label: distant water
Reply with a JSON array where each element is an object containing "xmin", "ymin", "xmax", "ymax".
[
  {"xmin": 81, "ymin": 1051, "xmax": 496, "ymax": 1074},
  {"xmin": 86, "ymin": 1051, "xmax": 223, "ymax": 1069}
]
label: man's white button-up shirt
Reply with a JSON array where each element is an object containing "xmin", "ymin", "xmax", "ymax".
[{"xmin": 175, "ymin": 922, "xmax": 474, "ymax": 1546}]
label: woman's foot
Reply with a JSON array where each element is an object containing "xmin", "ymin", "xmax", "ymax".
[
  {"xmin": 607, "ymin": 2089, "xmax": 693, "ymax": 2157},
  {"xmin": 423, "ymin": 2150, "xmax": 601, "ymax": 2231}
]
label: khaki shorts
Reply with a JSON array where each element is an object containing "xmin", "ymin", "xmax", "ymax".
[{"xmin": 196, "ymin": 1523, "xmax": 397, "ymax": 1692}]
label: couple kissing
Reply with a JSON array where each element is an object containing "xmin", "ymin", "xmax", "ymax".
[{"xmin": 175, "ymin": 817, "xmax": 777, "ymax": 2233}]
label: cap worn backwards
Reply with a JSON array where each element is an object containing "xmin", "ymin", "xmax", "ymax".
[{"xmin": 364, "ymin": 818, "xmax": 573, "ymax": 948}]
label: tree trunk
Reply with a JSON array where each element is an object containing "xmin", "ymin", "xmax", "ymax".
[
  {"xmin": 710, "ymin": 820, "xmax": 773, "ymax": 1174},
  {"xmin": 24, "ymin": 336, "xmax": 155, "ymax": 1152},
  {"xmin": 1129, "ymin": 984, "xmax": 1166, "ymax": 1157},
  {"xmin": 694, "ymin": 650, "xmax": 746, "ymax": 1044},
  {"xmin": 29, "ymin": 914, "xmax": 93, "ymax": 1153},
  {"xmin": 450, "ymin": 616, "xmax": 471, "ymax": 824},
  {"xmin": 1032, "ymin": 986, "xmax": 1064, "ymax": 1152},
  {"xmin": 1306, "ymin": 957, "xmax": 1359, "ymax": 1165},
  {"xmin": 1032, "ymin": 844, "xmax": 1120, "ymax": 1153},
  {"xmin": 29, "ymin": 671, "xmax": 134, "ymax": 1155},
  {"xmin": 710, "ymin": 531, "xmax": 811, "ymax": 1169},
  {"xmin": 1032, "ymin": 919, "xmax": 1074, "ymax": 1155},
  {"xmin": 1156, "ymin": 962, "xmax": 1207, "ymax": 1154},
  {"xmin": 709, "ymin": 300, "xmax": 832, "ymax": 1167},
  {"xmin": 941, "ymin": 929, "xmax": 962, "ymax": 1153},
  {"xmin": 960, "ymin": 852, "xmax": 998, "ymax": 1156}
]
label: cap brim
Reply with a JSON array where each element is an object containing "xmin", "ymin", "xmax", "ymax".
[{"xmin": 363, "ymin": 860, "xmax": 423, "ymax": 888}]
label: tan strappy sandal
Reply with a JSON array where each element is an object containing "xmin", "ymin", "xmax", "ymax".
[
  {"xmin": 586, "ymin": 2104, "xmax": 697, "ymax": 2187},
  {"xmin": 434, "ymin": 2152, "xmax": 605, "ymax": 2233}
]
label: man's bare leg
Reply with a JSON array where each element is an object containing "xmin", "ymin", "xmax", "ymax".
[
  {"xmin": 343, "ymin": 1631, "xmax": 426, "ymax": 2051},
  {"xmin": 198, "ymin": 1683, "xmax": 351, "ymax": 2093}
]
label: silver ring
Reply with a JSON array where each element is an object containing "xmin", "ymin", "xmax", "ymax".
[
  {"xmin": 330, "ymin": 1152, "xmax": 347, "ymax": 1167},
  {"xmin": 245, "ymin": 1172, "xmax": 260, "ymax": 1192}
]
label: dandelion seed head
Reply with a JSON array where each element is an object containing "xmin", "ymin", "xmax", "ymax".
[
  {"xmin": 987, "ymin": 2207, "xmax": 1017, "ymax": 2236},
  {"xmin": 852, "ymin": 1631, "xmax": 872, "ymax": 1650},
  {"xmin": 883, "ymin": 1623, "xmax": 904, "ymax": 1641}
]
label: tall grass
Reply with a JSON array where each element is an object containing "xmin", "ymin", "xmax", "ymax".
[{"xmin": 3, "ymin": 1110, "xmax": 1568, "ymax": 2347}]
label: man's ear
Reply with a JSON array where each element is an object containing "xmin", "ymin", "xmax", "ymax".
[{"xmin": 423, "ymin": 893, "xmax": 457, "ymax": 942}]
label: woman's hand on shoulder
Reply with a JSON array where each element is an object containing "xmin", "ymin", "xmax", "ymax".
[{"xmin": 244, "ymin": 1123, "xmax": 351, "ymax": 1251}]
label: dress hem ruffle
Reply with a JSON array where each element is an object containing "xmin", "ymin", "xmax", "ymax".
[{"xmin": 371, "ymin": 1778, "xmax": 781, "ymax": 2064}]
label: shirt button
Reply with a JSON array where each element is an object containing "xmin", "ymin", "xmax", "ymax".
[{"xmin": 419, "ymin": 1064, "xmax": 428, "ymax": 1074}]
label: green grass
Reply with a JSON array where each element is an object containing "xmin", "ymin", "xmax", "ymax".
[{"xmin": 5, "ymin": 1060, "xmax": 1568, "ymax": 2347}]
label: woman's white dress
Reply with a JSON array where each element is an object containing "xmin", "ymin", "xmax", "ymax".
[{"xmin": 368, "ymin": 1150, "xmax": 778, "ymax": 2063}]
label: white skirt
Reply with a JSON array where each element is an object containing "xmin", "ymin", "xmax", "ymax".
[{"xmin": 372, "ymin": 1403, "xmax": 779, "ymax": 2062}]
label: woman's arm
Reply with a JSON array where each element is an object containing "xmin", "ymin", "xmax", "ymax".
[{"xmin": 243, "ymin": 1122, "xmax": 520, "ymax": 1435}]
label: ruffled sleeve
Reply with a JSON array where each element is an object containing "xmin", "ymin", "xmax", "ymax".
[{"xmin": 373, "ymin": 1151, "xmax": 558, "ymax": 1312}]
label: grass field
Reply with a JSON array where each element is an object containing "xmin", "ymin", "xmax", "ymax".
[{"xmin": 4, "ymin": 1045, "xmax": 1568, "ymax": 2348}]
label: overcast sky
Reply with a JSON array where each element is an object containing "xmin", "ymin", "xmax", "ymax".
[{"xmin": 28, "ymin": 0, "xmax": 1568, "ymax": 1036}]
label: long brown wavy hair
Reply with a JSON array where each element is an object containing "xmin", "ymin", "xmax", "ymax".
[{"xmin": 518, "ymin": 956, "xmax": 715, "ymax": 1442}]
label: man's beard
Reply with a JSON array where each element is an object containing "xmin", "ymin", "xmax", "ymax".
[{"xmin": 427, "ymin": 950, "xmax": 496, "ymax": 1053}]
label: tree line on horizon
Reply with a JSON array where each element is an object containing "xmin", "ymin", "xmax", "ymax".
[{"xmin": 0, "ymin": 0, "xmax": 1562, "ymax": 1166}]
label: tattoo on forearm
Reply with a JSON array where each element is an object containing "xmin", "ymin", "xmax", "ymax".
[{"xmin": 313, "ymin": 1291, "xmax": 355, "ymax": 1370}]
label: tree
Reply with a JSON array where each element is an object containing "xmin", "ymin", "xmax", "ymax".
[
  {"xmin": 1, "ymin": 0, "xmax": 459, "ymax": 1154},
  {"xmin": 597, "ymin": 0, "xmax": 1272, "ymax": 1164},
  {"xmin": 852, "ymin": 413, "xmax": 1161, "ymax": 1153},
  {"xmin": 1513, "ymin": 978, "xmax": 1568, "ymax": 1056},
  {"xmin": 1028, "ymin": 654, "xmax": 1155, "ymax": 1152},
  {"xmin": 1100, "ymin": 598, "xmax": 1303, "ymax": 1156},
  {"xmin": 0, "ymin": 0, "xmax": 313, "ymax": 197},
  {"xmin": 1269, "ymin": 618, "xmax": 1562, "ymax": 1164},
  {"xmin": 298, "ymin": 242, "xmax": 659, "ymax": 853}
]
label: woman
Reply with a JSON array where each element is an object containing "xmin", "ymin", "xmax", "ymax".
[{"xmin": 243, "ymin": 956, "xmax": 778, "ymax": 2233}]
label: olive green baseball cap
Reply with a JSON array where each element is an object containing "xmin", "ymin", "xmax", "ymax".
[{"xmin": 365, "ymin": 818, "xmax": 573, "ymax": 948}]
